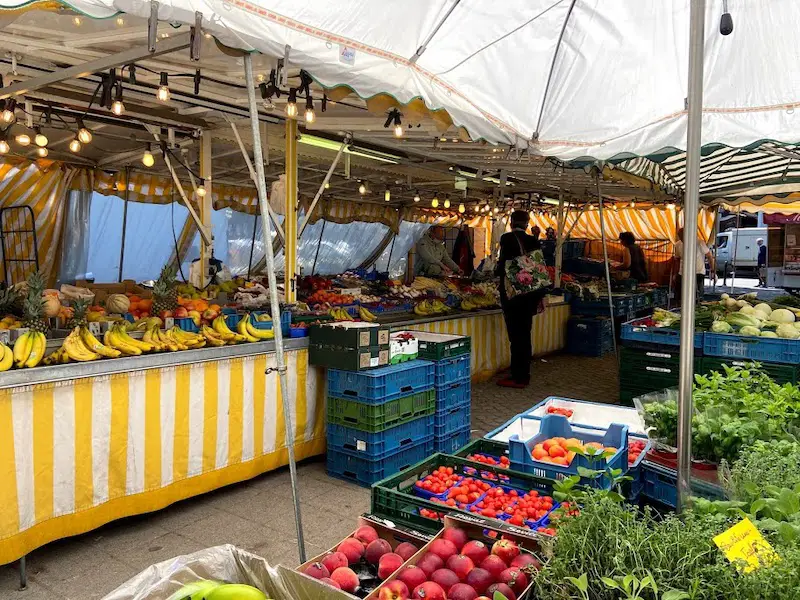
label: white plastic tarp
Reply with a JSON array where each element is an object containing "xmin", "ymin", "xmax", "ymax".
[{"xmin": 6, "ymin": 1, "xmax": 800, "ymax": 160}]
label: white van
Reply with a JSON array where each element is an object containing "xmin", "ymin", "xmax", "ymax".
[{"xmin": 714, "ymin": 227, "xmax": 767, "ymax": 274}]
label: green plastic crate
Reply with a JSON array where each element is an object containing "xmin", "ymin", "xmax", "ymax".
[
  {"xmin": 309, "ymin": 343, "xmax": 389, "ymax": 371},
  {"xmin": 327, "ymin": 389, "xmax": 436, "ymax": 433},
  {"xmin": 700, "ymin": 357, "xmax": 798, "ymax": 385},
  {"xmin": 371, "ymin": 452, "xmax": 556, "ymax": 535},
  {"xmin": 404, "ymin": 331, "xmax": 471, "ymax": 361},
  {"xmin": 619, "ymin": 347, "xmax": 702, "ymax": 404}
]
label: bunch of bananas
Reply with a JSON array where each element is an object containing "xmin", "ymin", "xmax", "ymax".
[
  {"xmin": 329, "ymin": 307, "xmax": 353, "ymax": 321},
  {"xmin": 237, "ymin": 314, "xmax": 275, "ymax": 341},
  {"xmin": 12, "ymin": 331, "xmax": 47, "ymax": 368},
  {"xmin": 461, "ymin": 294, "xmax": 497, "ymax": 311},
  {"xmin": 358, "ymin": 306, "xmax": 377, "ymax": 322},
  {"xmin": 413, "ymin": 299, "xmax": 450, "ymax": 316},
  {"xmin": 0, "ymin": 341, "xmax": 13, "ymax": 371}
]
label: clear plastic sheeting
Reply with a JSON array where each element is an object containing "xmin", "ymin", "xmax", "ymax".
[
  {"xmin": 57, "ymin": 190, "xmax": 92, "ymax": 284},
  {"xmin": 101, "ymin": 544, "xmax": 291, "ymax": 600},
  {"xmin": 375, "ymin": 221, "xmax": 430, "ymax": 277}
]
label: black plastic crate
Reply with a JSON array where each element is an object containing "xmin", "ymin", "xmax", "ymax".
[{"xmin": 567, "ymin": 316, "xmax": 613, "ymax": 357}]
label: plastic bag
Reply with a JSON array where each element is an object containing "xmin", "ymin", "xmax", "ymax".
[
  {"xmin": 101, "ymin": 545, "xmax": 291, "ymax": 600},
  {"xmin": 60, "ymin": 284, "xmax": 95, "ymax": 302}
]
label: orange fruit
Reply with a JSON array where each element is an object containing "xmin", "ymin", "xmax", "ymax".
[
  {"xmin": 585, "ymin": 442, "xmax": 603, "ymax": 450},
  {"xmin": 549, "ymin": 445, "xmax": 566, "ymax": 458},
  {"xmin": 532, "ymin": 446, "xmax": 548, "ymax": 460},
  {"xmin": 565, "ymin": 451, "xmax": 576, "ymax": 464},
  {"xmin": 564, "ymin": 438, "xmax": 583, "ymax": 450},
  {"xmin": 551, "ymin": 456, "xmax": 567, "ymax": 465},
  {"xmin": 603, "ymin": 446, "xmax": 618, "ymax": 455}
]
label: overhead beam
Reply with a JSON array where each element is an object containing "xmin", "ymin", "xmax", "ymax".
[{"xmin": 0, "ymin": 32, "xmax": 193, "ymax": 100}]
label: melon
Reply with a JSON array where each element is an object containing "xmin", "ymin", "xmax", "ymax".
[{"xmin": 106, "ymin": 293, "xmax": 131, "ymax": 314}]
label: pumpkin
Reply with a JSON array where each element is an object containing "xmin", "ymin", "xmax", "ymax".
[
  {"xmin": 43, "ymin": 295, "xmax": 62, "ymax": 318},
  {"xmin": 106, "ymin": 293, "xmax": 131, "ymax": 314}
]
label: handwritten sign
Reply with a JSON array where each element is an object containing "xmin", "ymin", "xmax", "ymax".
[
  {"xmin": 713, "ymin": 518, "xmax": 779, "ymax": 573},
  {"xmin": 339, "ymin": 45, "xmax": 356, "ymax": 65}
]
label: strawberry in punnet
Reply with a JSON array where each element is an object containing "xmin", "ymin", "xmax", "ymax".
[{"xmin": 628, "ymin": 437, "xmax": 647, "ymax": 465}]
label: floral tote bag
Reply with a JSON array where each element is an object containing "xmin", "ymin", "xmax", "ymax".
[{"xmin": 503, "ymin": 234, "xmax": 552, "ymax": 300}]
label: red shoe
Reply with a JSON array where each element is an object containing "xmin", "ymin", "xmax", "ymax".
[{"xmin": 497, "ymin": 378, "xmax": 528, "ymax": 389}]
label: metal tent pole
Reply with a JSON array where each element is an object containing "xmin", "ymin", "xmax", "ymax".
[
  {"xmin": 247, "ymin": 212, "xmax": 258, "ymax": 279},
  {"xmin": 729, "ymin": 206, "xmax": 741, "ymax": 294},
  {"xmin": 243, "ymin": 53, "xmax": 307, "ymax": 562},
  {"xmin": 118, "ymin": 166, "xmax": 130, "ymax": 282},
  {"xmin": 677, "ymin": 0, "xmax": 706, "ymax": 513},
  {"xmin": 554, "ymin": 193, "xmax": 565, "ymax": 288},
  {"xmin": 595, "ymin": 171, "xmax": 617, "ymax": 357},
  {"xmin": 311, "ymin": 220, "xmax": 326, "ymax": 276},
  {"xmin": 711, "ymin": 206, "xmax": 720, "ymax": 293}
]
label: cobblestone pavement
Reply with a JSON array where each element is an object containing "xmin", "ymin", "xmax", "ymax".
[{"xmin": 0, "ymin": 352, "xmax": 620, "ymax": 599}]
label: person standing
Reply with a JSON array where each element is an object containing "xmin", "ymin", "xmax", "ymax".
[
  {"xmin": 618, "ymin": 232, "xmax": 649, "ymax": 282},
  {"xmin": 673, "ymin": 226, "xmax": 715, "ymax": 304},
  {"xmin": 414, "ymin": 226, "xmax": 462, "ymax": 276},
  {"xmin": 757, "ymin": 238, "xmax": 767, "ymax": 287},
  {"xmin": 495, "ymin": 210, "xmax": 544, "ymax": 389}
]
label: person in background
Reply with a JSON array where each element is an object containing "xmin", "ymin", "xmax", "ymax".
[
  {"xmin": 451, "ymin": 225, "xmax": 475, "ymax": 276},
  {"xmin": 530, "ymin": 225, "xmax": 541, "ymax": 240},
  {"xmin": 495, "ymin": 210, "xmax": 543, "ymax": 389},
  {"xmin": 618, "ymin": 231, "xmax": 649, "ymax": 282},
  {"xmin": 415, "ymin": 226, "xmax": 462, "ymax": 276},
  {"xmin": 673, "ymin": 226, "xmax": 715, "ymax": 304},
  {"xmin": 545, "ymin": 226, "xmax": 556, "ymax": 241},
  {"xmin": 757, "ymin": 238, "xmax": 767, "ymax": 287}
]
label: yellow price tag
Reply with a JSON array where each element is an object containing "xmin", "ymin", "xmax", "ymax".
[{"xmin": 713, "ymin": 518, "xmax": 779, "ymax": 573}]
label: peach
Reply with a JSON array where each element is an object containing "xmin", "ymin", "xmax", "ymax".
[
  {"xmin": 461, "ymin": 540, "xmax": 489, "ymax": 565},
  {"xmin": 354, "ymin": 525, "xmax": 380, "ymax": 546},
  {"xmin": 446, "ymin": 554, "xmax": 475, "ymax": 581},
  {"xmin": 366, "ymin": 538, "xmax": 393, "ymax": 564},
  {"xmin": 319, "ymin": 577, "xmax": 341, "ymax": 590},
  {"xmin": 448, "ymin": 583, "xmax": 479, "ymax": 600},
  {"xmin": 480, "ymin": 554, "xmax": 507, "ymax": 580},
  {"xmin": 378, "ymin": 580, "xmax": 409, "ymax": 600},
  {"xmin": 330, "ymin": 567, "xmax": 359, "ymax": 594},
  {"xmin": 431, "ymin": 568, "xmax": 460, "ymax": 593},
  {"xmin": 337, "ymin": 537, "xmax": 365, "ymax": 564},
  {"xmin": 416, "ymin": 552, "xmax": 444, "ymax": 578},
  {"xmin": 428, "ymin": 538, "xmax": 458, "ymax": 562},
  {"xmin": 441, "ymin": 527, "xmax": 469, "ymax": 552},
  {"xmin": 303, "ymin": 562, "xmax": 330, "ymax": 580},
  {"xmin": 394, "ymin": 542, "xmax": 419, "ymax": 561},
  {"xmin": 378, "ymin": 553, "xmax": 405, "ymax": 580},
  {"xmin": 397, "ymin": 565, "xmax": 427, "ymax": 591},
  {"xmin": 321, "ymin": 551, "xmax": 349, "ymax": 574},
  {"xmin": 487, "ymin": 582, "xmax": 516, "ymax": 600},
  {"xmin": 412, "ymin": 581, "xmax": 446, "ymax": 600}
]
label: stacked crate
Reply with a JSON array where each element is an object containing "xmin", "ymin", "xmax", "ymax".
[
  {"xmin": 412, "ymin": 332, "xmax": 473, "ymax": 454},
  {"xmin": 324, "ymin": 360, "xmax": 436, "ymax": 487},
  {"xmin": 566, "ymin": 315, "xmax": 613, "ymax": 357}
]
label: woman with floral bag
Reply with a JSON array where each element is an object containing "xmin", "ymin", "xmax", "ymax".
[{"xmin": 495, "ymin": 210, "xmax": 551, "ymax": 388}]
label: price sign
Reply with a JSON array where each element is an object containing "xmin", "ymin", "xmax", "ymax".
[
  {"xmin": 89, "ymin": 322, "xmax": 101, "ymax": 336},
  {"xmin": 714, "ymin": 518, "xmax": 779, "ymax": 573},
  {"xmin": 0, "ymin": 330, "xmax": 10, "ymax": 345},
  {"xmin": 164, "ymin": 317, "xmax": 174, "ymax": 329}
]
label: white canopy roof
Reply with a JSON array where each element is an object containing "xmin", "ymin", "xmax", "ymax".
[{"xmin": 2, "ymin": 0, "xmax": 800, "ymax": 161}]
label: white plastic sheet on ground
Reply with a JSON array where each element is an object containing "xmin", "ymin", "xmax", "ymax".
[
  {"xmin": 5, "ymin": 1, "xmax": 800, "ymax": 160},
  {"xmin": 101, "ymin": 545, "xmax": 291, "ymax": 600}
]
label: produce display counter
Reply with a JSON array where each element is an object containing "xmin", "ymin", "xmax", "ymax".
[{"xmin": 0, "ymin": 340, "xmax": 326, "ymax": 566}]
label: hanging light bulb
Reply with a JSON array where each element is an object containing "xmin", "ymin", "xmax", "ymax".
[
  {"xmin": 111, "ymin": 83, "xmax": 124, "ymax": 115},
  {"xmin": 458, "ymin": 203, "xmax": 465, "ymax": 214},
  {"xmin": 72, "ymin": 16, "xmax": 82, "ymax": 26},
  {"xmin": 666, "ymin": 202, "xmax": 676, "ymax": 210},
  {"xmin": 431, "ymin": 197, "xmax": 439, "ymax": 208},
  {"xmin": 384, "ymin": 188, "xmax": 391, "ymax": 202},
  {"xmin": 324, "ymin": 182, "xmax": 330, "ymax": 189},
  {"xmin": 15, "ymin": 133, "xmax": 30, "ymax": 146},
  {"xmin": 413, "ymin": 192, "xmax": 420, "ymax": 203},
  {"xmin": 1, "ymin": 99, "xmax": 16, "ymax": 124},
  {"xmin": 0, "ymin": 132, "xmax": 8, "ymax": 155},
  {"xmin": 493, "ymin": 206, "xmax": 500, "ymax": 214},
  {"xmin": 142, "ymin": 144, "xmax": 155, "ymax": 167},
  {"xmin": 69, "ymin": 137, "xmax": 81, "ymax": 153},
  {"xmin": 393, "ymin": 112, "xmax": 403, "ymax": 138},
  {"xmin": 444, "ymin": 198, "xmax": 451, "ymax": 209},
  {"xmin": 630, "ymin": 201, "xmax": 636, "ymax": 208},
  {"xmin": 36, "ymin": 146, "xmax": 48, "ymax": 158},
  {"xmin": 34, "ymin": 127, "xmax": 48, "ymax": 147},
  {"xmin": 77, "ymin": 119, "xmax": 92, "ymax": 144},
  {"xmin": 115, "ymin": 16, "xmax": 125, "ymax": 26},
  {"xmin": 196, "ymin": 179, "xmax": 207, "ymax": 197},
  {"xmin": 286, "ymin": 88, "xmax": 298, "ymax": 117},
  {"xmin": 304, "ymin": 96, "xmax": 315, "ymax": 123},
  {"xmin": 358, "ymin": 183, "xmax": 367, "ymax": 195},
  {"xmin": 157, "ymin": 72, "xmax": 170, "ymax": 102}
]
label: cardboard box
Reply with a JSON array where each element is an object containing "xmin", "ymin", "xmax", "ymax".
[
  {"xmin": 281, "ymin": 515, "xmax": 430, "ymax": 599},
  {"xmin": 365, "ymin": 514, "xmax": 542, "ymax": 599},
  {"xmin": 310, "ymin": 322, "xmax": 390, "ymax": 349},
  {"xmin": 309, "ymin": 344, "xmax": 389, "ymax": 371}
]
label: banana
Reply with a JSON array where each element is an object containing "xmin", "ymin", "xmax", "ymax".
[
  {"xmin": 0, "ymin": 344, "xmax": 13, "ymax": 371},
  {"xmin": 63, "ymin": 330, "xmax": 100, "ymax": 362},
  {"xmin": 358, "ymin": 306, "xmax": 377, "ymax": 322},
  {"xmin": 114, "ymin": 326, "xmax": 154, "ymax": 352},
  {"xmin": 80, "ymin": 327, "xmax": 121, "ymax": 358},
  {"xmin": 237, "ymin": 315, "xmax": 259, "ymax": 342},
  {"xmin": 13, "ymin": 332, "xmax": 32, "ymax": 367},
  {"xmin": 155, "ymin": 328, "xmax": 180, "ymax": 352},
  {"xmin": 244, "ymin": 317, "xmax": 275, "ymax": 340},
  {"xmin": 212, "ymin": 316, "xmax": 238, "ymax": 341},
  {"xmin": 24, "ymin": 332, "xmax": 45, "ymax": 368},
  {"xmin": 106, "ymin": 328, "xmax": 141, "ymax": 356},
  {"xmin": 201, "ymin": 325, "xmax": 227, "ymax": 346},
  {"xmin": 164, "ymin": 328, "xmax": 188, "ymax": 350},
  {"xmin": 143, "ymin": 326, "xmax": 163, "ymax": 351}
]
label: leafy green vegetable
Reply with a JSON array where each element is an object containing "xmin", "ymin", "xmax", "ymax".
[{"xmin": 725, "ymin": 312, "xmax": 762, "ymax": 329}]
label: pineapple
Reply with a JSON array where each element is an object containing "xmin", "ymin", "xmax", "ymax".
[
  {"xmin": 23, "ymin": 271, "xmax": 48, "ymax": 334},
  {"xmin": 0, "ymin": 286, "xmax": 21, "ymax": 318},
  {"xmin": 68, "ymin": 298, "xmax": 90, "ymax": 329},
  {"xmin": 152, "ymin": 265, "xmax": 178, "ymax": 316}
]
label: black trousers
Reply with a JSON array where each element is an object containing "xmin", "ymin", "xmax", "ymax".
[{"xmin": 501, "ymin": 296, "xmax": 535, "ymax": 383}]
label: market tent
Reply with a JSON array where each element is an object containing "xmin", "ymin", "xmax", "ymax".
[{"xmin": 3, "ymin": 1, "xmax": 799, "ymax": 161}]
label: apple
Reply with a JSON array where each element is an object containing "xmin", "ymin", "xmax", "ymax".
[
  {"xmin": 416, "ymin": 552, "xmax": 444, "ymax": 578},
  {"xmin": 479, "ymin": 555, "xmax": 507, "ymax": 580},
  {"xmin": 397, "ymin": 565, "xmax": 427, "ymax": 591},
  {"xmin": 159, "ymin": 310, "xmax": 173, "ymax": 320},
  {"xmin": 319, "ymin": 577, "xmax": 341, "ymax": 590},
  {"xmin": 428, "ymin": 539, "xmax": 458, "ymax": 562},
  {"xmin": 461, "ymin": 540, "xmax": 489, "ymax": 565},
  {"xmin": 174, "ymin": 307, "xmax": 189, "ymax": 318},
  {"xmin": 491, "ymin": 539, "xmax": 520, "ymax": 565},
  {"xmin": 465, "ymin": 568, "xmax": 493, "ymax": 595},
  {"xmin": 412, "ymin": 581, "xmax": 446, "ymax": 600},
  {"xmin": 378, "ymin": 580, "xmax": 409, "ymax": 600},
  {"xmin": 188, "ymin": 310, "xmax": 202, "ymax": 326},
  {"xmin": 487, "ymin": 583, "xmax": 516, "ymax": 600},
  {"xmin": 394, "ymin": 542, "xmax": 419, "ymax": 561},
  {"xmin": 510, "ymin": 554, "xmax": 541, "ymax": 571},
  {"xmin": 430, "ymin": 569, "xmax": 460, "ymax": 593},
  {"xmin": 442, "ymin": 527, "xmax": 469, "ymax": 552},
  {"xmin": 499, "ymin": 568, "xmax": 528, "ymax": 596},
  {"xmin": 446, "ymin": 554, "xmax": 475, "ymax": 581}
]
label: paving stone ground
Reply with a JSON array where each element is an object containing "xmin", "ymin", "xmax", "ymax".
[{"xmin": 0, "ymin": 352, "xmax": 620, "ymax": 599}]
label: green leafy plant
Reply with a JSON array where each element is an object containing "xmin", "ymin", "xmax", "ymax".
[
  {"xmin": 601, "ymin": 571, "xmax": 658, "ymax": 600},
  {"xmin": 723, "ymin": 440, "xmax": 800, "ymax": 502}
]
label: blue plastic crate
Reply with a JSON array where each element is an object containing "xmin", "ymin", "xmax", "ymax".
[
  {"xmin": 250, "ymin": 311, "xmax": 291, "ymax": 335},
  {"xmin": 435, "ymin": 379, "xmax": 471, "ymax": 412},
  {"xmin": 567, "ymin": 316, "xmax": 613, "ymax": 357},
  {"xmin": 434, "ymin": 425, "xmax": 472, "ymax": 453},
  {"xmin": 175, "ymin": 317, "xmax": 199, "ymax": 333},
  {"xmin": 621, "ymin": 316, "xmax": 703, "ymax": 349},
  {"xmin": 427, "ymin": 355, "xmax": 471, "ymax": 387},
  {"xmin": 703, "ymin": 331, "xmax": 800, "ymax": 365},
  {"xmin": 626, "ymin": 434, "xmax": 653, "ymax": 503},
  {"xmin": 327, "ymin": 439, "xmax": 434, "ymax": 487},
  {"xmin": 434, "ymin": 401, "xmax": 471, "ymax": 438},
  {"xmin": 327, "ymin": 360, "xmax": 436, "ymax": 404},
  {"xmin": 571, "ymin": 295, "xmax": 634, "ymax": 317},
  {"xmin": 225, "ymin": 313, "xmax": 243, "ymax": 329},
  {"xmin": 640, "ymin": 461, "xmax": 726, "ymax": 508},
  {"xmin": 326, "ymin": 414, "xmax": 434, "ymax": 460},
  {"xmin": 509, "ymin": 414, "xmax": 629, "ymax": 489}
]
